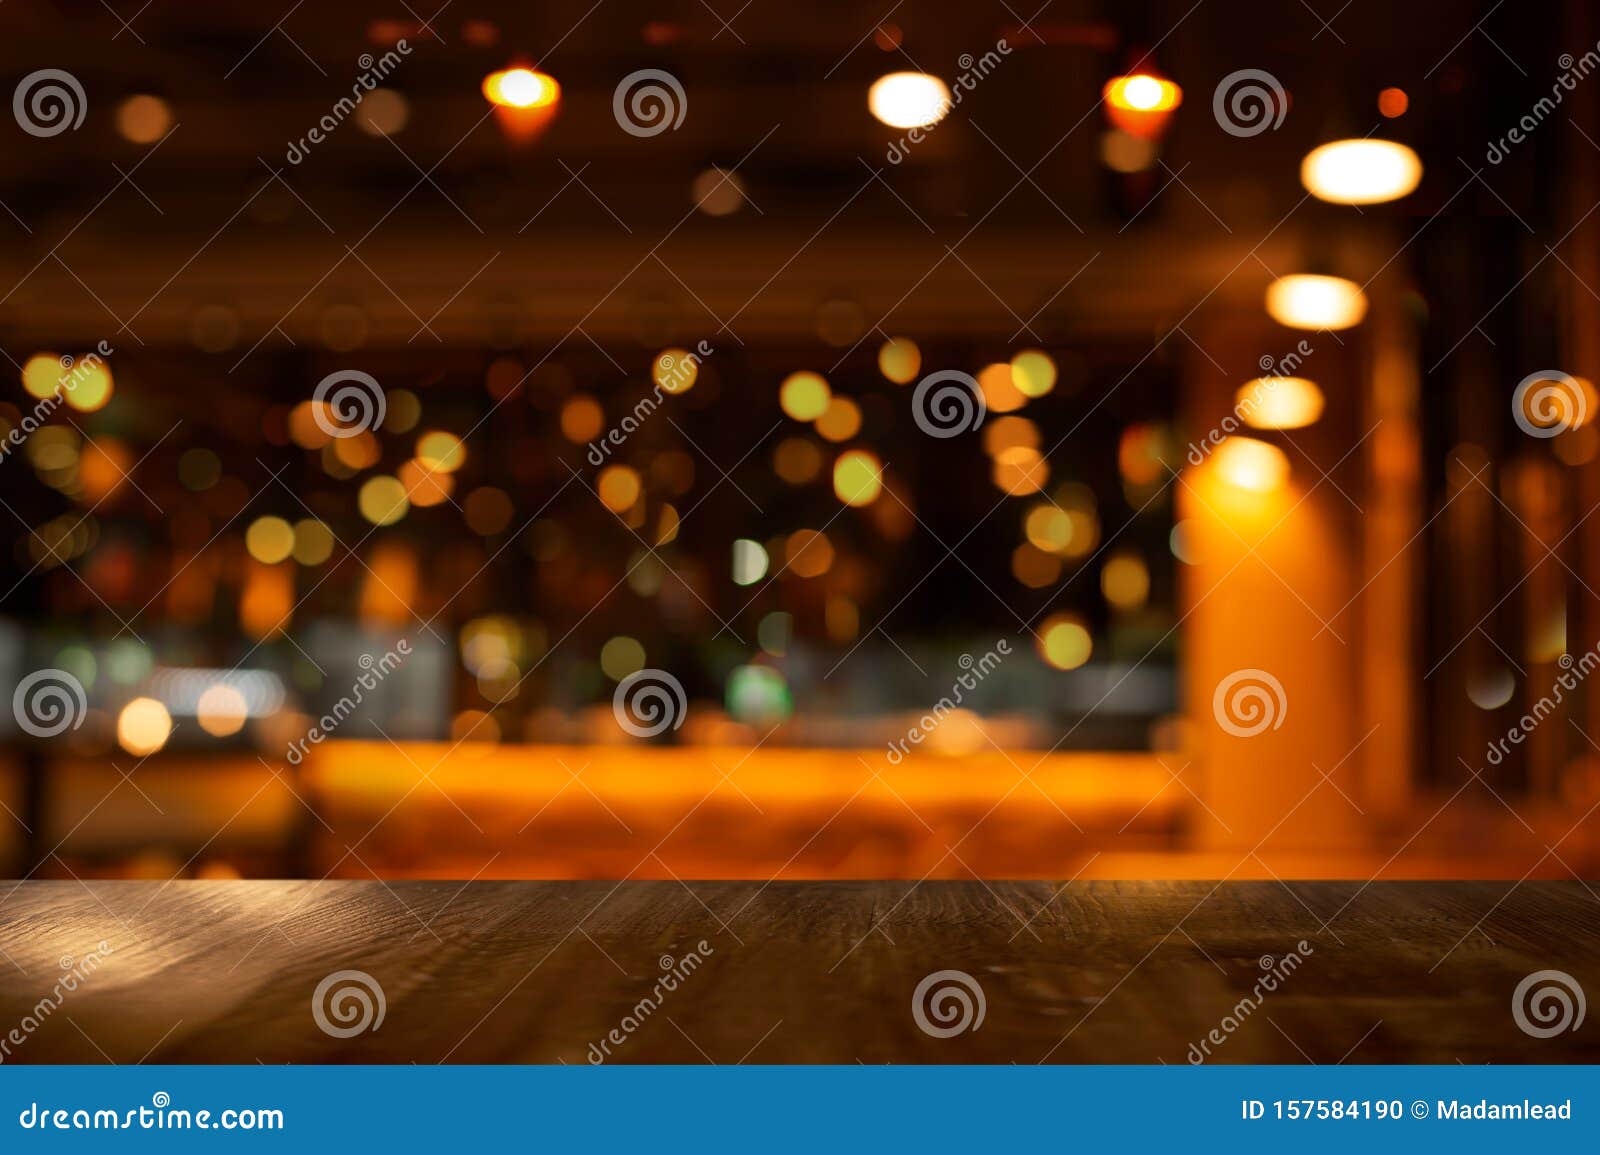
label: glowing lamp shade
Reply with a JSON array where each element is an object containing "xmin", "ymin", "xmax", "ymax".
[
  {"xmin": 1300, "ymin": 139, "xmax": 1422, "ymax": 205},
  {"xmin": 1211, "ymin": 437, "xmax": 1290, "ymax": 492},
  {"xmin": 1235, "ymin": 378, "xmax": 1326, "ymax": 430},
  {"xmin": 868, "ymin": 72, "xmax": 952, "ymax": 129},
  {"xmin": 483, "ymin": 68, "xmax": 560, "ymax": 109},
  {"xmin": 1265, "ymin": 274, "xmax": 1368, "ymax": 330},
  {"xmin": 1103, "ymin": 73, "xmax": 1182, "ymax": 137},
  {"xmin": 483, "ymin": 67, "xmax": 561, "ymax": 141}
]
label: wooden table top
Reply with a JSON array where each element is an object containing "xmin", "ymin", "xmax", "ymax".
[{"xmin": 0, "ymin": 880, "xmax": 1595, "ymax": 1064}]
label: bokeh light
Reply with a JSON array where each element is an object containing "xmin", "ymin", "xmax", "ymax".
[
  {"xmin": 832, "ymin": 449, "xmax": 884, "ymax": 507},
  {"xmin": 117, "ymin": 697, "xmax": 173, "ymax": 756},
  {"xmin": 780, "ymin": 372, "xmax": 832, "ymax": 421},
  {"xmin": 1301, "ymin": 139, "xmax": 1422, "ymax": 205},
  {"xmin": 868, "ymin": 72, "xmax": 951, "ymax": 129}
]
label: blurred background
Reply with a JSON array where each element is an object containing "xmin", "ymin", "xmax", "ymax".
[{"xmin": 1, "ymin": 0, "xmax": 1596, "ymax": 882}]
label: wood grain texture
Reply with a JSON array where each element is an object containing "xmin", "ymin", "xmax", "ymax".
[{"xmin": 0, "ymin": 881, "xmax": 1595, "ymax": 1064}]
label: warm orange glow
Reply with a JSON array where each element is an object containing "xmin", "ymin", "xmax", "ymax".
[
  {"xmin": 652, "ymin": 348, "xmax": 698, "ymax": 393},
  {"xmin": 978, "ymin": 362, "xmax": 1026, "ymax": 414},
  {"xmin": 1265, "ymin": 274, "xmax": 1368, "ymax": 330},
  {"xmin": 197, "ymin": 684, "xmax": 249, "ymax": 737},
  {"xmin": 1211, "ymin": 437, "xmax": 1291, "ymax": 492},
  {"xmin": 240, "ymin": 559, "xmax": 295, "ymax": 639},
  {"xmin": 773, "ymin": 437, "xmax": 823, "ymax": 483},
  {"xmin": 877, "ymin": 337, "xmax": 921, "ymax": 384},
  {"xmin": 1103, "ymin": 73, "xmax": 1182, "ymax": 138},
  {"xmin": 815, "ymin": 396, "xmax": 862, "ymax": 442},
  {"xmin": 832, "ymin": 449, "xmax": 883, "ymax": 506},
  {"xmin": 301, "ymin": 740, "xmax": 1183, "ymax": 877},
  {"xmin": 483, "ymin": 67, "xmax": 560, "ymax": 109},
  {"xmin": 245, "ymin": 516, "xmax": 295, "ymax": 564},
  {"xmin": 1377, "ymin": 87, "xmax": 1408, "ymax": 118},
  {"xmin": 115, "ymin": 94, "xmax": 172, "ymax": 143},
  {"xmin": 1236, "ymin": 377, "xmax": 1326, "ymax": 430},
  {"xmin": 416, "ymin": 430, "xmax": 466, "ymax": 473},
  {"xmin": 1024, "ymin": 505, "xmax": 1071, "ymax": 552},
  {"xmin": 360, "ymin": 542, "xmax": 419, "ymax": 627},
  {"xmin": 1010, "ymin": 349, "xmax": 1057, "ymax": 398},
  {"xmin": 1101, "ymin": 552, "xmax": 1150, "ymax": 610},
  {"xmin": 1011, "ymin": 543, "xmax": 1062, "ymax": 588},
  {"xmin": 785, "ymin": 529, "xmax": 835, "ymax": 577},
  {"xmin": 1104, "ymin": 74, "xmax": 1181, "ymax": 112},
  {"xmin": 359, "ymin": 475, "xmax": 410, "ymax": 525},
  {"xmin": 1301, "ymin": 139, "xmax": 1422, "ymax": 205},
  {"xmin": 399, "ymin": 458, "xmax": 455, "ymax": 507},
  {"xmin": 292, "ymin": 519, "xmax": 335, "ymax": 565},
  {"xmin": 983, "ymin": 416, "xmax": 1039, "ymax": 456},
  {"xmin": 868, "ymin": 72, "xmax": 951, "ymax": 128},
  {"xmin": 597, "ymin": 465, "xmax": 642, "ymax": 513},
  {"xmin": 63, "ymin": 359, "xmax": 113, "ymax": 412},
  {"xmin": 288, "ymin": 401, "xmax": 333, "ymax": 449},
  {"xmin": 332, "ymin": 430, "xmax": 381, "ymax": 470},
  {"xmin": 993, "ymin": 445, "xmax": 1048, "ymax": 495},
  {"xmin": 77, "ymin": 439, "xmax": 132, "ymax": 501},
  {"xmin": 1118, "ymin": 424, "xmax": 1168, "ymax": 485},
  {"xmin": 1038, "ymin": 614, "xmax": 1092, "ymax": 670},
  {"xmin": 117, "ymin": 697, "xmax": 172, "ymax": 756},
  {"xmin": 780, "ymin": 372, "xmax": 831, "ymax": 421},
  {"xmin": 561, "ymin": 396, "xmax": 604, "ymax": 443},
  {"xmin": 21, "ymin": 353, "xmax": 62, "ymax": 399}
]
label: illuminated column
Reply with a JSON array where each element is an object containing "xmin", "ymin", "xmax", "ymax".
[{"xmin": 1181, "ymin": 313, "xmax": 1364, "ymax": 860}]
